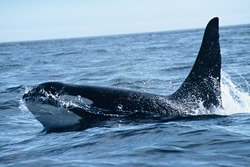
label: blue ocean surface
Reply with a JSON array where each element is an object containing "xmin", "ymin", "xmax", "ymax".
[{"xmin": 0, "ymin": 24, "xmax": 250, "ymax": 166}]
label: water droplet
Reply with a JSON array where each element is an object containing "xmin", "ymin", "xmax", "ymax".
[{"xmin": 117, "ymin": 104, "xmax": 123, "ymax": 110}]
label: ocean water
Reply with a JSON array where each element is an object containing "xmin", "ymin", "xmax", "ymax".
[{"xmin": 0, "ymin": 24, "xmax": 250, "ymax": 166}]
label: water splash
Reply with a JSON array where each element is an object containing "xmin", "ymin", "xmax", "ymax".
[
  {"xmin": 178, "ymin": 71, "xmax": 250, "ymax": 116},
  {"xmin": 19, "ymin": 86, "xmax": 32, "ymax": 113},
  {"xmin": 217, "ymin": 71, "xmax": 250, "ymax": 115}
]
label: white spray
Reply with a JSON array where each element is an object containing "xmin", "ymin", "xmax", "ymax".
[{"xmin": 216, "ymin": 71, "xmax": 250, "ymax": 115}]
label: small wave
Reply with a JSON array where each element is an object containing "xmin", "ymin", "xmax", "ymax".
[
  {"xmin": 179, "ymin": 129, "xmax": 208, "ymax": 136},
  {"xmin": 0, "ymin": 100, "xmax": 20, "ymax": 110},
  {"xmin": 111, "ymin": 78, "xmax": 143, "ymax": 90},
  {"xmin": 161, "ymin": 65, "xmax": 192, "ymax": 72},
  {"xmin": 138, "ymin": 146, "xmax": 186, "ymax": 154},
  {"xmin": 112, "ymin": 82, "xmax": 141, "ymax": 90},
  {"xmin": 0, "ymin": 52, "xmax": 11, "ymax": 55},
  {"xmin": 41, "ymin": 51, "xmax": 53, "ymax": 55},
  {"xmin": 94, "ymin": 49, "xmax": 109, "ymax": 53},
  {"xmin": 2, "ymin": 85, "xmax": 26, "ymax": 93},
  {"xmin": 52, "ymin": 51, "xmax": 82, "ymax": 57},
  {"xmin": 145, "ymin": 46, "xmax": 172, "ymax": 51},
  {"xmin": 0, "ymin": 64, "xmax": 23, "ymax": 71}
]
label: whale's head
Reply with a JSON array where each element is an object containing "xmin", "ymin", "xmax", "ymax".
[
  {"xmin": 23, "ymin": 82, "xmax": 83, "ymax": 130},
  {"xmin": 23, "ymin": 82, "xmax": 65, "ymax": 105}
]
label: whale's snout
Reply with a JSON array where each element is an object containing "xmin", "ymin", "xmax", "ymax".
[
  {"xmin": 22, "ymin": 86, "xmax": 47, "ymax": 103},
  {"xmin": 23, "ymin": 91, "xmax": 31, "ymax": 101}
]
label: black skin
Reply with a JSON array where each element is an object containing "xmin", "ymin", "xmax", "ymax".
[
  {"xmin": 23, "ymin": 17, "xmax": 222, "ymax": 131},
  {"xmin": 23, "ymin": 82, "xmax": 180, "ymax": 117},
  {"xmin": 171, "ymin": 17, "xmax": 221, "ymax": 108}
]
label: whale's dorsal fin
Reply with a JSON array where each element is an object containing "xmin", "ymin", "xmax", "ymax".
[{"xmin": 170, "ymin": 17, "xmax": 222, "ymax": 109}]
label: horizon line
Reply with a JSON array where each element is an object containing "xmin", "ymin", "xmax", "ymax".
[{"xmin": 1, "ymin": 22, "xmax": 249, "ymax": 44}]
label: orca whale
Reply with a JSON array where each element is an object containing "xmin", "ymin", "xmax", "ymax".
[{"xmin": 23, "ymin": 17, "xmax": 222, "ymax": 131}]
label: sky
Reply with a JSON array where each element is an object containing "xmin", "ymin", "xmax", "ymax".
[{"xmin": 0, "ymin": 0, "xmax": 250, "ymax": 42}]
